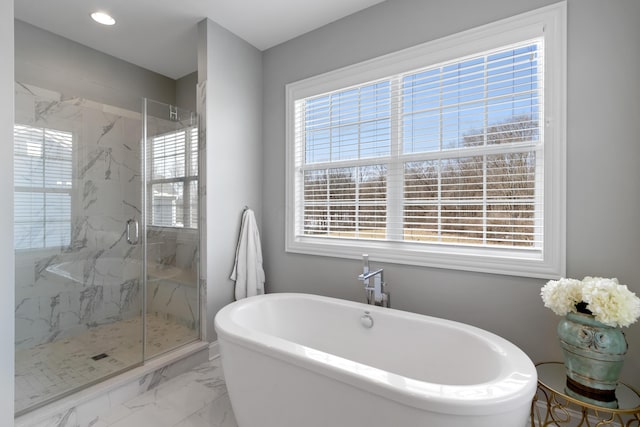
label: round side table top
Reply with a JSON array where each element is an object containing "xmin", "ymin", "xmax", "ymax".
[{"xmin": 536, "ymin": 362, "xmax": 640, "ymax": 413}]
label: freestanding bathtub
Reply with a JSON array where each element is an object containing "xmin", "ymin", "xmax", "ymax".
[{"xmin": 215, "ymin": 293, "xmax": 537, "ymax": 427}]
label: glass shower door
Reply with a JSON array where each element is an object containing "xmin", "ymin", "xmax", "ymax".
[
  {"xmin": 14, "ymin": 83, "xmax": 145, "ymax": 415},
  {"xmin": 143, "ymin": 99, "xmax": 200, "ymax": 359}
]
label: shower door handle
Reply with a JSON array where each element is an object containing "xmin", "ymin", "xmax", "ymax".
[{"xmin": 126, "ymin": 219, "xmax": 139, "ymax": 245}]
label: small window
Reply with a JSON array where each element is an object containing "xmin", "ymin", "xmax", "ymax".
[
  {"xmin": 286, "ymin": 3, "xmax": 566, "ymax": 278},
  {"xmin": 14, "ymin": 124, "xmax": 73, "ymax": 250},
  {"xmin": 149, "ymin": 127, "xmax": 198, "ymax": 228}
]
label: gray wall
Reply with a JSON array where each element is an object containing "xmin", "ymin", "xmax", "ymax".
[
  {"xmin": 0, "ymin": 0, "xmax": 14, "ymax": 421},
  {"xmin": 199, "ymin": 19, "xmax": 263, "ymax": 342},
  {"xmin": 262, "ymin": 0, "xmax": 640, "ymax": 385},
  {"xmin": 15, "ymin": 20, "xmax": 176, "ymax": 112},
  {"xmin": 177, "ymin": 71, "xmax": 198, "ymax": 112}
]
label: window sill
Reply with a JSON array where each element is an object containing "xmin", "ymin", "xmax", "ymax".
[{"xmin": 286, "ymin": 235, "xmax": 564, "ymax": 279}]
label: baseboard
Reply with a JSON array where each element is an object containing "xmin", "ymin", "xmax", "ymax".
[{"xmin": 209, "ymin": 340, "xmax": 220, "ymax": 360}]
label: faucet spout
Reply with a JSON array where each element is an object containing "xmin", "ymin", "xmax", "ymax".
[
  {"xmin": 356, "ymin": 254, "xmax": 389, "ymax": 307},
  {"xmin": 358, "ymin": 268, "xmax": 384, "ymax": 281}
]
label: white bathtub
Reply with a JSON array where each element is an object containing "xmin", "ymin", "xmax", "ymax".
[{"xmin": 215, "ymin": 293, "xmax": 537, "ymax": 427}]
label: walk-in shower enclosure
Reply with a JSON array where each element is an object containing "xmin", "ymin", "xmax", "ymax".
[{"xmin": 13, "ymin": 83, "xmax": 200, "ymax": 415}]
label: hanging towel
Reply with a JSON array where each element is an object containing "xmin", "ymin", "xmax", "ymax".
[{"xmin": 230, "ymin": 208, "xmax": 265, "ymax": 300}]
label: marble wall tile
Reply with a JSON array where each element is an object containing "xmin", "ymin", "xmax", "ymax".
[
  {"xmin": 14, "ymin": 83, "xmax": 146, "ymax": 349},
  {"xmin": 147, "ymin": 280, "xmax": 197, "ymax": 329},
  {"xmin": 146, "ymin": 227, "xmax": 198, "ymax": 330},
  {"xmin": 196, "ymin": 80, "xmax": 208, "ymax": 342}
]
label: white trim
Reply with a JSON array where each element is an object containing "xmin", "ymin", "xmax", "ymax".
[
  {"xmin": 209, "ymin": 340, "xmax": 220, "ymax": 360},
  {"xmin": 285, "ymin": 2, "xmax": 566, "ymax": 279}
]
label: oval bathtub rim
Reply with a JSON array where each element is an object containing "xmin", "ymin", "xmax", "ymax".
[{"xmin": 214, "ymin": 292, "xmax": 538, "ymax": 417}]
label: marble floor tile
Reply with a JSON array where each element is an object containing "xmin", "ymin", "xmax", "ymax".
[
  {"xmin": 96, "ymin": 358, "xmax": 237, "ymax": 427},
  {"xmin": 173, "ymin": 393, "xmax": 237, "ymax": 427}
]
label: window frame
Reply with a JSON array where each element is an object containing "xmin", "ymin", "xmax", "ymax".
[{"xmin": 285, "ymin": 2, "xmax": 566, "ymax": 279}]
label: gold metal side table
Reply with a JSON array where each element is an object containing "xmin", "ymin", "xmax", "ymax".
[{"xmin": 531, "ymin": 362, "xmax": 640, "ymax": 426}]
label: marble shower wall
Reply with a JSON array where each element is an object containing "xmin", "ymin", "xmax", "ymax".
[
  {"xmin": 144, "ymin": 101, "xmax": 200, "ymax": 342},
  {"xmin": 146, "ymin": 227, "xmax": 199, "ymax": 332},
  {"xmin": 14, "ymin": 83, "xmax": 200, "ymax": 352},
  {"xmin": 14, "ymin": 83, "xmax": 144, "ymax": 350}
]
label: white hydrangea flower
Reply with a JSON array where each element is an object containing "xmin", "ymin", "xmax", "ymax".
[
  {"xmin": 540, "ymin": 278, "xmax": 582, "ymax": 316},
  {"xmin": 582, "ymin": 277, "xmax": 640, "ymax": 327},
  {"xmin": 541, "ymin": 276, "xmax": 640, "ymax": 328}
]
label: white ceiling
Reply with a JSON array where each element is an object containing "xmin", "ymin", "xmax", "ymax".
[{"xmin": 14, "ymin": 0, "xmax": 385, "ymax": 80}]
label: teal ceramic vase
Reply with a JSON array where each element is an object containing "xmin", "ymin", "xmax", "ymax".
[{"xmin": 557, "ymin": 310, "xmax": 628, "ymax": 405}]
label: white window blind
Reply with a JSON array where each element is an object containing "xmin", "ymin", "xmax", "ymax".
[
  {"xmin": 296, "ymin": 40, "xmax": 542, "ymax": 248},
  {"xmin": 149, "ymin": 127, "xmax": 198, "ymax": 228},
  {"xmin": 14, "ymin": 124, "xmax": 73, "ymax": 250},
  {"xmin": 286, "ymin": 3, "xmax": 566, "ymax": 278}
]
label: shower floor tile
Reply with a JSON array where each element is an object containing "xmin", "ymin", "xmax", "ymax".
[{"xmin": 15, "ymin": 315, "xmax": 197, "ymax": 414}]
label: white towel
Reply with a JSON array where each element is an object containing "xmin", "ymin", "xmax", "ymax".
[{"xmin": 230, "ymin": 208, "xmax": 265, "ymax": 300}]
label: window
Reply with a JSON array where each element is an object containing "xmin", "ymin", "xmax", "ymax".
[
  {"xmin": 149, "ymin": 127, "xmax": 198, "ymax": 228},
  {"xmin": 14, "ymin": 124, "xmax": 73, "ymax": 250},
  {"xmin": 286, "ymin": 3, "xmax": 566, "ymax": 278}
]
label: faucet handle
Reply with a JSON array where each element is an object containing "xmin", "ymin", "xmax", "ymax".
[{"xmin": 362, "ymin": 253, "xmax": 369, "ymax": 273}]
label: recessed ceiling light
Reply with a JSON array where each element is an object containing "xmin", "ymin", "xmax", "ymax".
[{"xmin": 91, "ymin": 11, "xmax": 116, "ymax": 26}]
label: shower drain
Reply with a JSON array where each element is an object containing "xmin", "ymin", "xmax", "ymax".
[{"xmin": 91, "ymin": 353, "xmax": 109, "ymax": 361}]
